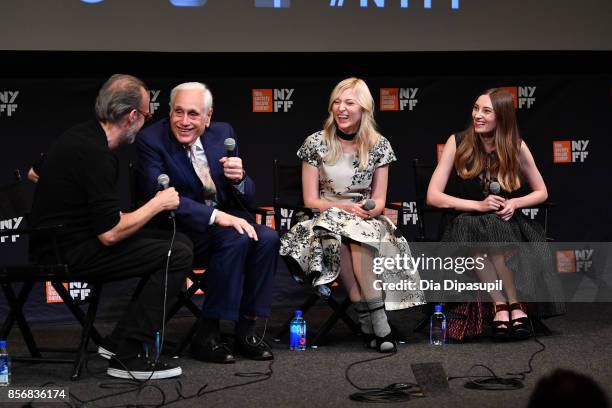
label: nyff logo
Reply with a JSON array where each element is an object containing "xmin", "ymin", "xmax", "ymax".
[
  {"xmin": 502, "ymin": 86, "xmax": 536, "ymax": 109},
  {"xmin": 553, "ymin": 140, "xmax": 589, "ymax": 163},
  {"xmin": 45, "ymin": 281, "xmax": 91, "ymax": 303},
  {"xmin": 149, "ymin": 90, "xmax": 160, "ymax": 115},
  {"xmin": 278, "ymin": 208, "xmax": 294, "ymax": 231},
  {"xmin": 252, "ymin": 89, "xmax": 294, "ymax": 113},
  {"xmin": 0, "ymin": 90, "xmax": 19, "ymax": 117},
  {"xmin": 0, "ymin": 216, "xmax": 23, "ymax": 243},
  {"xmin": 69, "ymin": 282, "xmax": 91, "ymax": 300},
  {"xmin": 380, "ymin": 88, "xmax": 418, "ymax": 111},
  {"xmin": 521, "ymin": 208, "xmax": 539, "ymax": 220},
  {"xmin": 556, "ymin": 249, "xmax": 593, "ymax": 273},
  {"xmin": 400, "ymin": 201, "xmax": 419, "ymax": 226}
]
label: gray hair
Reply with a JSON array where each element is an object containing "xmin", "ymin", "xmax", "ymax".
[
  {"xmin": 169, "ymin": 82, "xmax": 213, "ymax": 113},
  {"xmin": 94, "ymin": 74, "xmax": 147, "ymax": 124}
]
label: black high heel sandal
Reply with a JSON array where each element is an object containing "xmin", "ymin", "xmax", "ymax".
[
  {"xmin": 492, "ymin": 303, "xmax": 511, "ymax": 341},
  {"xmin": 509, "ymin": 302, "xmax": 532, "ymax": 340}
]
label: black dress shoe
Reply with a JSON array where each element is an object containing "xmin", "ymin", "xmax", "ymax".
[
  {"xmin": 190, "ymin": 336, "xmax": 235, "ymax": 364},
  {"xmin": 234, "ymin": 335, "xmax": 274, "ymax": 361}
]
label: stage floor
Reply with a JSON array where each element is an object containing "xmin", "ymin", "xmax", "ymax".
[{"xmin": 5, "ymin": 302, "xmax": 611, "ymax": 407}]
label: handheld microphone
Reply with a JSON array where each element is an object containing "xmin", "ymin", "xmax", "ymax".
[
  {"xmin": 489, "ymin": 181, "xmax": 507, "ymax": 213},
  {"xmin": 224, "ymin": 138, "xmax": 236, "ymax": 157},
  {"xmin": 157, "ymin": 174, "xmax": 175, "ymax": 218},
  {"xmin": 489, "ymin": 181, "xmax": 501, "ymax": 195},
  {"xmin": 362, "ymin": 199, "xmax": 376, "ymax": 211}
]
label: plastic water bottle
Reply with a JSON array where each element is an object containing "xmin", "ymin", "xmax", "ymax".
[
  {"xmin": 0, "ymin": 340, "xmax": 10, "ymax": 386},
  {"xmin": 290, "ymin": 310, "xmax": 307, "ymax": 351},
  {"xmin": 429, "ymin": 304, "xmax": 447, "ymax": 346}
]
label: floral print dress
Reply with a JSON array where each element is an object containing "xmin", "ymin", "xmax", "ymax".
[{"xmin": 279, "ymin": 131, "xmax": 425, "ymax": 310}]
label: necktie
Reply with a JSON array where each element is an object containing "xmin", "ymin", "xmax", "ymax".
[{"xmin": 188, "ymin": 144, "xmax": 217, "ymax": 202}]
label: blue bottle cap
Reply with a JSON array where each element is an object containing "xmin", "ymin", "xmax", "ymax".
[
  {"xmin": 295, "ymin": 310, "xmax": 303, "ymax": 317},
  {"xmin": 434, "ymin": 304, "xmax": 442, "ymax": 313},
  {"xmin": 0, "ymin": 340, "xmax": 5, "ymax": 347}
]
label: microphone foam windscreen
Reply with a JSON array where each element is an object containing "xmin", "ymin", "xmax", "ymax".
[
  {"xmin": 157, "ymin": 174, "xmax": 170, "ymax": 189},
  {"xmin": 224, "ymin": 138, "xmax": 236, "ymax": 152},
  {"xmin": 363, "ymin": 199, "xmax": 376, "ymax": 211},
  {"xmin": 489, "ymin": 181, "xmax": 501, "ymax": 195}
]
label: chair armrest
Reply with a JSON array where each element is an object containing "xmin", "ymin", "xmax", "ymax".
[
  {"xmin": 247, "ymin": 206, "xmax": 275, "ymax": 217},
  {"xmin": 384, "ymin": 202, "xmax": 403, "ymax": 211},
  {"xmin": 8, "ymin": 223, "xmax": 66, "ymax": 236},
  {"xmin": 273, "ymin": 202, "xmax": 320, "ymax": 216},
  {"xmin": 530, "ymin": 201, "xmax": 555, "ymax": 209}
]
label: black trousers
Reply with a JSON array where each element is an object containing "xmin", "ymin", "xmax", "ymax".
[{"xmin": 67, "ymin": 229, "xmax": 193, "ymax": 347}]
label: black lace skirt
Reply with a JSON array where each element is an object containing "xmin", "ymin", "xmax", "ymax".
[{"xmin": 440, "ymin": 212, "xmax": 566, "ymax": 340}]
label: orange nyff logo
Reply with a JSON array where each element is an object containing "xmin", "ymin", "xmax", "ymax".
[
  {"xmin": 502, "ymin": 85, "xmax": 536, "ymax": 109},
  {"xmin": 45, "ymin": 282, "xmax": 68, "ymax": 303},
  {"xmin": 252, "ymin": 89, "xmax": 273, "ymax": 112},
  {"xmin": 556, "ymin": 250, "xmax": 576, "ymax": 273},
  {"xmin": 502, "ymin": 86, "xmax": 518, "ymax": 109},
  {"xmin": 553, "ymin": 141, "xmax": 572, "ymax": 163},
  {"xmin": 380, "ymin": 88, "xmax": 399, "ymax": 111}
]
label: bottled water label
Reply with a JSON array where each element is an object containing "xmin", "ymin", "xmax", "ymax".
[
  {"xmin": 0, "ymin": 358, "xmax": 8, "ymax": 385},
  {"xmin": 290, "ymin": 317, "xmax": 307, "ymax": 350}
]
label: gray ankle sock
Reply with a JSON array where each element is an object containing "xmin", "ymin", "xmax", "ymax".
[
  {"xmin": 367, "ymin": 299, "xmax": 393, "ymax": 352},
  {"xmin": 355, "ymin": 301, "xmax": 373, "ymax": 335}
]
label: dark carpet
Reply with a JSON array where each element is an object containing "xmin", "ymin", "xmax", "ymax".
[{"xmin": 4, "ymin": 302, "xmax": 611, "ymax": 408}]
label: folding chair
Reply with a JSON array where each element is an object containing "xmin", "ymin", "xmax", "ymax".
[{"xmin": 0, "ymin": 170, "xmax": 104, "ymax": 380}]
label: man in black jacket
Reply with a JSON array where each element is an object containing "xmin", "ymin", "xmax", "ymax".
[{"xmin": 29, "ymin": 74, "xmax": 193, "ymax": 380}]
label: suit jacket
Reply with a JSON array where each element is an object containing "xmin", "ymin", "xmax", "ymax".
[{"xmin": 135, "ymin": 118, "xmax": 256, "ymax": 233}]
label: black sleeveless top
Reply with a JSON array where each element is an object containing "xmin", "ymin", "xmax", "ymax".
[{"xmin": 447, "ymin": 131, "xmax": 527, "ymax": 202}]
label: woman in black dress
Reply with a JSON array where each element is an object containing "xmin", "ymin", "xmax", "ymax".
[{"xmin": 426, "ymin": 88, "xmax": 564, "ymax": 341}]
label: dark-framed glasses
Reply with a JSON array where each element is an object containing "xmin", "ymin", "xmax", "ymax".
[{"xmin": 135, "ymin": 108, "xmax": 153, "ymax": 122}]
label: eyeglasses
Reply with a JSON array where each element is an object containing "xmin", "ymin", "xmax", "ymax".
[{"xmin": 135, "ymin": 108, "xmax": 153, "ymax": 122}]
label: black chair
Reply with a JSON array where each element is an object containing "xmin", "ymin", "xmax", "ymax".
[
  {"xmin": 271, "ymin": 159, "xmax": 361, "ymax": 346},
  {"xmin": 411, "ymin": 158, "xmax": 555, "ymax": 335},
  {"xmin": 412, "ymin": 158, "xmax": 555, "ymax": 241},
  {"xmin": 0, "ymin": 170, "xmax": 104, "ymax": 380}
]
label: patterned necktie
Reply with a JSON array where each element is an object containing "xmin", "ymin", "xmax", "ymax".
[{"xmin": 188, "ymin": 144, "xmax": 217, "ymax": 202}]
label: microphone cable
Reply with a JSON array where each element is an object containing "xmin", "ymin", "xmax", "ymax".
[
  {"xmin": 61, "ymin": 217, "xmax": 178, "ymax": 407},
  {"xmin": 63, "ymin": 213, "xmax": 277, "ymax": 407},
  {"xmin": 345, "ymin": 349, "xmax": 424, "ymax": 403},
  {"xmin": 448, "ymin": 319, "xmax": 546, "ymax": 391}
]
